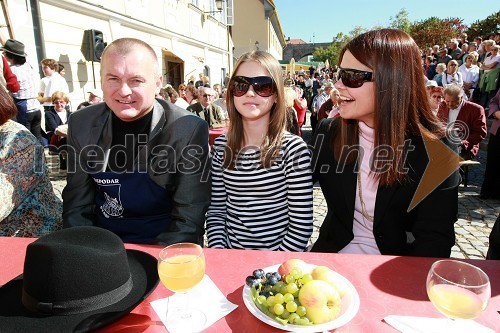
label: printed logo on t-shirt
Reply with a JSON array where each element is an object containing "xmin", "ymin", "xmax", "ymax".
[{"xmin": 101, "ymin": 191, "xmax": 124, "ymax": 218}]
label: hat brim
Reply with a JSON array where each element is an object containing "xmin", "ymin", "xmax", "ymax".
[
  {"xmin": 0, "ymin": 48, "xmax": 27, "ymax": 57},
  {"xmin": 0, "ymin": 249, "xmax": 159, "ymax": 333}
]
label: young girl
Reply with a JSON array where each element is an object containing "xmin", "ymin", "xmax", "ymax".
[{"xmin": 206, "ymin": 51, "xmax": 313, "ymax": 251}]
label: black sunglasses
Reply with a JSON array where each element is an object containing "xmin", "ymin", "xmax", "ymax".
[
  {"xmin": 230, "ymin": 76, "xmax": 276, "ymax": 97},
  {"xmin": 337, "ymin": 67, "xmax": 374, "ymax": 88}
]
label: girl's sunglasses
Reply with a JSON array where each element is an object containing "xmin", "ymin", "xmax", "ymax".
[
  {"xmin": 337, "ymin": 68, "xmax": 373, "ymax": 88},
  {"xmin": 230, "ymin": 76, "xmax": 276, "ymax": 97}
]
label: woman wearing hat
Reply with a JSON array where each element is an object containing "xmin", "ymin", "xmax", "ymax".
[{"xmin": 1, "ymin": 39, "xmax": 42, "ymax": 144}]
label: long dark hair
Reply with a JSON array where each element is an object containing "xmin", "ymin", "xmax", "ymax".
[
  {"xmin": 224, "ymin": 50, "xmax": 286, "ymax": 169},
  {"xmin": 332, "ymin": 29, "xmax": 444, "ymax": 186},
  {"xmin": 0, "ymin": 87, "xmax": 17, "ymax": 125}
]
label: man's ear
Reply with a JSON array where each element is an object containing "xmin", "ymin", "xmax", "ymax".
[{"xmin": 156, "ymin": 75, "xmax": 163, "ymax": 89}]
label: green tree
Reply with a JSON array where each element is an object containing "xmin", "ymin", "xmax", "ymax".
[
  {"xmin": 409, "ymin": 17, "xmax": 466, "ymax": 48},
  {"xmin": 466, "ymin": 11, "xmax": 500, "ymax": 39},
  {"xmin": 389, "ymin": 8, "xmax": 411, "ymax": 33},
  {"xmin": 312, "ymin": 42, "xmax": 343, "ymax": 67}
]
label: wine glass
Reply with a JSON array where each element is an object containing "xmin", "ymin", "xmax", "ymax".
[
  {"xmin": 158, "ymin": 243, "xmax": 206, "ymax": 332},
  {"xmin": 426, "ymin": 259, "xmax": 490, "ymax": 325}
]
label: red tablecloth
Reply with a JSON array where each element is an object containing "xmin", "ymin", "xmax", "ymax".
[
  {"xmin": 209, "ymin": 127, "xmax": 227, "ymax": 146},
  {"xmin": 1, "ymin": 237, "xmax": 499, "ymax": 332}
]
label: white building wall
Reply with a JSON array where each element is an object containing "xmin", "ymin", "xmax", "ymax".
[{"xmin": 5, "ymin": 0, "xmax": 231, "ymax": 106}]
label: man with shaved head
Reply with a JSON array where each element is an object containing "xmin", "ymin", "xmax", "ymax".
[{"xmin": 63, "ymin": 38, "xmax": 210, "ymax": 245}]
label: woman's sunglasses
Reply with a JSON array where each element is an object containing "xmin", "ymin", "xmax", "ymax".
[
  {"xmin": 337, "ymin": 68, "xmax": 374, "ymax": 88},
  {"xmin": 230, "ymin": 76, "xmax": 276, "ymax": 97}
]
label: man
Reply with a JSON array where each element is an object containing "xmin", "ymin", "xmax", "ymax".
[
  {"xmin": 1, "ymin": 39, "xmax": 41, "ymax": 143},
  {"xmin": 62, "ymin": 38, "xmax": 210, "ymax": 245},
  {"xmin": 437, "ymin": 48, "xmax": 452, "ymax": 65},
  {"xmin": 311, "ymin": 82, "xmax": 333, "ymax": 133},
  {"xmin": 437, "ymin": 84, "xmax": 487, "ymax": 160},
  {"xmin": 187, "ymin": 86, "xmax": 225, "ymax": 129},
  {"xmin": 38, "ymin": 58, "xmax": 69, "ymax": 111},
  {"xmin": 77, "ymin": 89, "xmax": 102, "ymax": 110}
]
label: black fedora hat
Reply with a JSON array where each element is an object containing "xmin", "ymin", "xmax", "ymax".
[
  {"xmin": 0, "ymin": 39, "xmax": 27, "ymax": 57},
  {"xmin": 0, "ymin": 226, "xmax": 159, "ymax": 333}
]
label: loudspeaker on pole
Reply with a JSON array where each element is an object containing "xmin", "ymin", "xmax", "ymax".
[{"xmin": 81, "ymin": 29, "xmax": 107, "ymax": 62}]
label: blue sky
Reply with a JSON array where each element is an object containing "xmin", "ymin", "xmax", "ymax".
[{"xmin": 273, "ymin": 0, "xmax": 497, "ymax": 43}]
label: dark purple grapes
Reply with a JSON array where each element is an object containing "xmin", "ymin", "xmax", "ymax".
[
  {"xmin": 245, "ymin": 276, "xmax": 256, "ymax": 287},
  {"xmin": 268, "ymin": 275, "xmax": 279, "ymax": 285},
  {"xmin": 253, "ymin": 269, "xmax": 265, "ymax": 279},
  {"xmin": 272, "ymin": 272, "xmax": 281, "ymax": 281},
  {"xmin": 265, "ymin": 272, "xmax": 272, "ymax": 280}
]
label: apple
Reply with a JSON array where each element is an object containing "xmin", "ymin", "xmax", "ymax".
[
  {"xmin": 277, "ymin": 258, "xmax": 307, "ymax": 277},
  {"xmin": 298, "ymin": 280, "xmax": 341, "ymax": 324},
  {"xmin": 311, "ymin": 266, "xmax": 349, "ymax": 298}
]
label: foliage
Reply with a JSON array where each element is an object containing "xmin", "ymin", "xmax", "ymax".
[
  {"xmin": 312, "ymin": 42, "xmax": 343, "ymax": 67},
  {"xmin": 466, "ymin": 11, "xmax": 500, "ymax": 40},
  {"xmin": 389, "ymin": 9, "xmax": 411, "ymax": 33},
  {"xmin": 409, "ymin": 17, "xmax": 467, "ymax": 48}
]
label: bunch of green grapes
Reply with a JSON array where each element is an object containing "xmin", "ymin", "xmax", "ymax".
[{"xmin": 246, "ymin": 268, "xmax": 314, "ymax": 325}]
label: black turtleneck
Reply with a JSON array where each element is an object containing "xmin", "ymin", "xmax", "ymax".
[{"xmin": 107, "ymin": 111, "xmax": 153, "ymax": 172}]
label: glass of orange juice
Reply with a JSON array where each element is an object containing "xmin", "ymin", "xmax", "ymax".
[
  {"xmin": 158, "ymin": 243, "xmax": 206, "ymax": 332},
  {"xmin": 426, "ymin": 259, "xmax": 490, "ymax": 327}
]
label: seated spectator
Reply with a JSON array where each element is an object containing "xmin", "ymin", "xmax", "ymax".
[
  {"xmin": 442, "ymin": 60, "xmax": 463, "ymax": 88},
  {"xmin": 424, "ymin": 56, "xmax": 437, "ymax": 79},
  {"xmin": 212, "ymin": 87, "xmax": 228, "ymax": 120},
  {"xmin": 437, "ymin": 48, "xmax": 452, "ymax": 65},
  {"xmin": 187, "ymin": 86, "xmax": 225, "ymax": 128},
  {"xmin": 0, "ymin": 86, "xmax": 62, "ymax": 236},
  {"xmin": 458, "ymin": 53, "xmax": 480, "ymax": 99},
  {"xmin": 433, "ymin": 63, "xmax": 447, "ymax": 86},
  {"xmin": 184, "ymin": 84, "xmax": 198, "ymax": 105},
  {"xmin": 164, "ymin": 85, "xmax": 189, "ymax": 109},
  {"xmin": 479, "ymin": 45, "xmax": 500, "ymax": 107},
  {"xmin": 437, "ymin": 84, "xmax": 487, "ymax": 160},
  {"xmin": 45, "ymin": 91, "xmax": 71, "ymax": 169},
  {"xmin": 77, "ymin": 89, "xmax": 102, "ymax": 110},
  {"xmin": 318, "ymin": 87, "xmax": 340, "ymax": 121},
  {"xmin": 428, "ymin": 86, "xmax": 444, "ymax": 116}
]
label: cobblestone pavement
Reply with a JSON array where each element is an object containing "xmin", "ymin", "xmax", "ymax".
[{"xmin": 48, "ymin": 117, "xmax": 499, "ymax": 259}]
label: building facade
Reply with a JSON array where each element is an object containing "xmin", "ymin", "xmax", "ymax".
[{"xmin": 1, "ymin": 0, "xmax": 233, "ymax": 105}]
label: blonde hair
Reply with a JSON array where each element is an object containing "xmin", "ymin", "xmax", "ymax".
[
  {"xmin": 283, "ymin": 86, "xmax": 296, "ymax": 108},
  {"xmin": 224, "ymin": 50, "xmax": 286, "ymax": 169},
  {"xmin": 51, "ymin": 91, "xmax": 69, "ymax": 104}
]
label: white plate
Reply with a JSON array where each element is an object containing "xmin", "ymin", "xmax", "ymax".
[{"xmin": 242, "ymin": 264, "xmax": 360, "ymax": 333}]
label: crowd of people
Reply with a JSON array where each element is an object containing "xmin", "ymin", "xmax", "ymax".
[{"xmin": 0, "ymin": 30, "xmax": 499, "ymax": 259}]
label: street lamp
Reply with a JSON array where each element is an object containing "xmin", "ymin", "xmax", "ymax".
[
  {"xmin": 255, "ymin": 41, "xmax": 259, "ymax": 50},
  {"xmin": 204, "ymin": 0, "xmax": 224, "ymax": 14}
]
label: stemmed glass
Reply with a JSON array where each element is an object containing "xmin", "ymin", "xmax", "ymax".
[
  {"xmin": 158, "ymin": 243, "xmax": 206, "ymax": 332},
  {"xmin": 426, "ymin": 259, "xmax": 490, "ymax": 326}
]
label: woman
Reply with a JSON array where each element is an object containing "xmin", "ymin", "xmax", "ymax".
[
  {"xmin": 184, "ymin": 85, "xmax": 198, "ymax": 105},
  {"xmin": 458, "ymin": 52, "xmax": 479, "ymax": 99},
  {"xmin": 206, "ymin": 51, "xmax": 313, "ymax": 251},
  {"xmin": 432, "ymin": 63, "xmax": 446, "ymax": 86},
  {"xmin": 428, "ymin": 86, "xmax": 444, "ymax": 116},
  {"xmin": 45, "ymin": 91, "xmax": 71, "ymax": 169},
  {"xmin": 0, "ymin": 86, "xmax": 62, "ymax": 236},
  {"xmin": 311, "ymin": 29, "xmax": 459, "ymax": 257},
  {"xmin": 292, "ymin": 86, "xmax": 307, "ymax": 135},
  {"xmin": 442, "ymin": 60, "xmax": 463, "ymax": 88},
  {"xmin": 283, "ymin": 86, "xmax": 299, "ymax": 135}
]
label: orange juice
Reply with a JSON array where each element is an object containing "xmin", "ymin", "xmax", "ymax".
[
  {"xmin": 158, "ymin": 254, "xmax": 205, "ymax": 292},
  {"xmin": 428, "ymin": 284, "xmax": 485, "ymax": 319}
]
